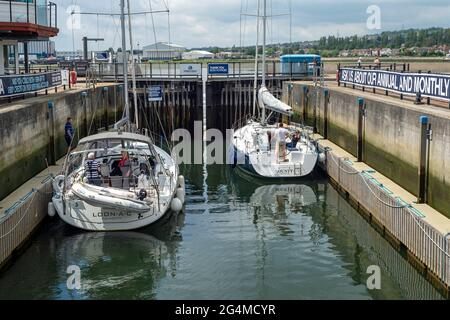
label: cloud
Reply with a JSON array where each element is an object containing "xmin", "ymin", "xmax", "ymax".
[{"xmin": 54, "ymin": 0, "xmax": 450, "ymax": 51}]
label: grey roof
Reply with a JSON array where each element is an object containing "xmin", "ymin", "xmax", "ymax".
[
  {"xmin": 78, "ymin": 131, "xmax": 152, "ymax": 145},
  {"xmin": 142, "ymin": 42, "xmax": 186, "ymax": 52}
]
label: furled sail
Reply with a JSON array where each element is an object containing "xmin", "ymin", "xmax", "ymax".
[{"xmin": 258, "ymin": 86, "xmax": 293, "ymax": 116}]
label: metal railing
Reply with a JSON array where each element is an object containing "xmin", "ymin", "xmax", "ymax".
[
  {"xmin": 88, "ymin": 61, "xmax": 316, "ymax": 81},
  {"xmin": 1, "ymin": 0, "xmax": 57, "ymax": 28}
]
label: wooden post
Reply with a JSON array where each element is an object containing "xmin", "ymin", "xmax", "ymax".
[
  {"xmin": 48, "ymin": 102, "xmax": 56, "ymax": 165},
  {"xmin": 302, "ymin": 85, "xmax": 308, "ymax": 123},
  {"xmin": 323, "ymin": 89, "xmax": 329, "ymax": 139},
  {"xmin": 418, "ymin": 116, "xmax": 429, "ymax": 204},
  {"xmin": 103, "ymin": 86, "xmax": 109, "ymax": 130},
  {"xmin": 357, "ymin": 97, "xmax": 365, "ymax": 162}
]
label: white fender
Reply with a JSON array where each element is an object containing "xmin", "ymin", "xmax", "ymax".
[
  {"xmin": 178, "ymin": 175, "xmax": 185, "ymax": 189},
  {"xmin": 318, "ymin": 152, "xmax": 326, "ymax": 163},
  {"xmin": 48, "ymin": 202, "xmax": 56, "ymax": 217},
  {"xmin": 176, "ymin": 187, "xmax": 185, "ymax": 204},
  {"xmin": 170, "ymin": 197, "xmax": 183, "ymax": 212}
]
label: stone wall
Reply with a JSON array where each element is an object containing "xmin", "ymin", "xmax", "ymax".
[
  {"xmin": 284, "ymin": 82, "xmax": 450, "ymax": 217},
  {"xmin": 0, "ymin": 84, "xmax": 124, "ymax": 200}
]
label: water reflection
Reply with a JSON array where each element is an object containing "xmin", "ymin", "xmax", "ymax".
[
  {"xmin": 0, "ymin": 211, "xmax": 184, "ymax": 300},
  {"xmin": 0, "ymin": 163, "xmax": 444, "ymax": 300}
]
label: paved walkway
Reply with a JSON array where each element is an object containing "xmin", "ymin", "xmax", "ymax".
[{"xmin": 0, "ymin": 158, "xmax": 64, "ymax": 220}]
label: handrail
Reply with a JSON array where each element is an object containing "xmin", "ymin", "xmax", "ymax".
[
  {"xmin": 87, "ymin": 61, "xmax": 317, "ymax": 81},
  {"xmin": 5, "ymin": 0, "xmax": 57, "ymax": 28}
]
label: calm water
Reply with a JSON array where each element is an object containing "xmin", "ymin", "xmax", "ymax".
[{"xmin": 0, "ymin": 164, "xmax": 443, "ymax": 300}]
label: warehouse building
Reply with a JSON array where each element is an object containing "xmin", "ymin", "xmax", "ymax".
[{"xmin": 142, "ymin": 42, "xmax": 186, "ymax": 61}]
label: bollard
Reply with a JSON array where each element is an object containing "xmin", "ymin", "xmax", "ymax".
[
  {"xmin": 415, "ymin": 92, "xmax": 423, "ymax": 105},
  {"xmin": 357, "ymin": 97, "xmax": 365, "ymax": 162},
  {"xmin": 418, "ymin": 116, "xmax": 430, "ymax": 204},
  {"xmin": 323, "ymin": 89, "xmax": 329, "ymax": 139},
  {"xmin": 47, "ymin": 102, "xmax": 56, "ymax": 165}
]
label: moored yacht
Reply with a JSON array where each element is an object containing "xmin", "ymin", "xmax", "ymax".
[
  {"xmin": 48, "ymin": 0, "xmax": 184, "ymax": 231},
  {"xmin": 229, "ymin": 0, "xmax": 320, "ymax": 179}
]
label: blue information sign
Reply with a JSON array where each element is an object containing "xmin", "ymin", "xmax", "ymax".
[
  {"xmin": 147, "ymin": 85, "xmax": 163, "ymax": 102},
  {"xmin": 208, "ymin": 63, "xmax": 229, "ymax": 75}
]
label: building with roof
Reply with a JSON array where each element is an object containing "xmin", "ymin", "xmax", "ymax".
[
  {"xmin": 182, "ymin": 50, "xmax": 214, "ymax": 60},
  {"xmin": 142, "ymin": 42, "xmax": 186, "ymax": 61},
  {"xmin": 0, "ymin": 0, "xmax": 59, "ymax": 74}
]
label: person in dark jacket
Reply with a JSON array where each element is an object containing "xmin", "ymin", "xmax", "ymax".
[{"xmin": 65, "ymin": 117, "xmax": 74, "ymax": 148}]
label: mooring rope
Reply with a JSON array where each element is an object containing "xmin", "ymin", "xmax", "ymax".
[
  {"xmin": 327, "ymin": 150, "xmax": 359, "ymax": 175},
  {"xmin": 0, "ymin": 191, "xmax": 37, "ymax": 239},
  {"xmin": 326, "ymin": 149, "xmax": 450, "ymax": 258}
]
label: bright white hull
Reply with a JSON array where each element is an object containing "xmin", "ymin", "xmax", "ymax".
[
  {"xmin": 52, "ymin": 145, "xmax": 181, "ymax": 231},
  {"xmin": 229, "ymin": 121, "xmax": 318, "ymax": 179}
]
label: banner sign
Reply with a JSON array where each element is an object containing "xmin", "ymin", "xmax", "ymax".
[
  {"xmin": 339, "ymin": 68, "xmax": 450, "ymax": 101},
  {"xmin": 208, "ymin": 63, "xmax": 229, "ymax": 75},
  {"xmin": 147, "ymin": 85, "xmax": 163, "ymax": 102},
  {"xmin": 0, "ymin": 71, "xmax": 62, "ymax": 97},
  {"xmin": 180, "ymin": 64, "xmax": 201, "ymax": 76}
]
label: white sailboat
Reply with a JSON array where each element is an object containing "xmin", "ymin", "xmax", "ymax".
[
  {"xmin": 48, "ymin": 0, "xmax": 184, "ymax": 231},
  {"xmin": 229, "ymin": 0, "xmax": 319, "ymax": 179}
]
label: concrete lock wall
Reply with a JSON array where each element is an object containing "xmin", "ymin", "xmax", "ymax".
[
  {"xmin": 283, "ymin": 82, "xmax": 450, "ymax": 218},
  {"xmin": 0, "ymin": 85, "xmax": 124, "ymax": 201}
]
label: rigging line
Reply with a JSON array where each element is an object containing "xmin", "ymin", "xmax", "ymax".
[
  {"xmin": 242, "ymin": 0, "xmax": 249, "ymax": 51},
  {"xmin": 239, "ymin": 0, "xmax": 243, "ymax": 54},
  {"xmin": 289, "ymin": 0, "xmax": 292, "ymax": 54},
  {"xmin": 0, "ymin": 192, "xmax": 38, "ymax": 240},
  {"xmin": 148, "ymin": 0, "xmax": 162, "ymax": 74},
  {"xmin": 167, "ymin": 0, "xmax": 171, "ymax": 56}
]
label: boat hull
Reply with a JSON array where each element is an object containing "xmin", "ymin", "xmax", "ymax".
[
  {"xmin": 51, "ymin": 145, "xmax": 182, "ymax": 231},
  {"xmin": 229, "ymin": 122, "xmax": 319, "ymax": 179},
  {"xmin": 52, "ymin": 193, "xmax": 173, "ymax": 231}
]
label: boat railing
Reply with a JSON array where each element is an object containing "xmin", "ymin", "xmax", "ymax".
[{"xmin": 232, "ymin": 114, "xmax": 256, "ymax": 131}]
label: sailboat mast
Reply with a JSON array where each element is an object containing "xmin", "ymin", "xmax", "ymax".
[
  {"xmin": 252, "ymin": 0, "xmax": 260, "ymax": 117},
  {"xmin": 262, "ymin": 0, "xmax": 267, "ymax": 87},
  {"xmin": 120, "ymin": 0, "xmax": 130, "ymax": 126},
  {"xmin": 127, "ymin": 0, "xmax": 139, "ymax": 129},
  {"xmin": 259, "ymin": 0, "xmax": 267, "ymax": 124}
]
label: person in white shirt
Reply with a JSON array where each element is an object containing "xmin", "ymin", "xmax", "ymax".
[{"xmin": 275, "ymin": 123, "xmax": 288, "ymax": 163}]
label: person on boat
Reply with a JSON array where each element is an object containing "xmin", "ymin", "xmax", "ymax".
[
  {"xmin": 118, "ymin": 151, "xmax": 132, "ymax": 189},
  {"xmin": 266, "ymin": 127, "xmax": 276, "ymax": 152},
  {"xmin": 275, "ymin": 123, "xmax": 288, "ymax": 163},
  {"xmin": 85, "ymin": 152, "xmax": 102, "ymax": 186},
  {"xmin": 287, "ymin": 130, "xmax": 300, "ymax": 150},
  {"xmin": 118, "ymin": 151, "xmax": 130, "ymax": 172},
  {"xmin": 64, "ymin": 117, "xmax": 74, "ymax": 149}
]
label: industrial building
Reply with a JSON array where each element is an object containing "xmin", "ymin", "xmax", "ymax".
[
  {"xmin": 142, "ymin": 42, "xmax": 186, "ymax": 61},
  {"xmin": 182, "ymin": 50, "xmax": 214, "ymax": 60}
]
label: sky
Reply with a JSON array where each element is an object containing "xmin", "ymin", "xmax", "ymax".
[{"xmin": 55, "ymin": 0, "xmax": 450, "ymax": 52}]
